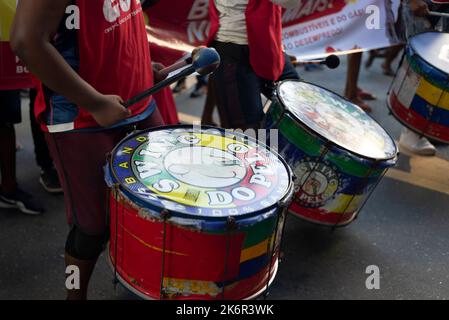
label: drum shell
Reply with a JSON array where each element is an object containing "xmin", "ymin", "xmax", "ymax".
[
  {"xmin": 108, "ymin": 188, "xmax": 287, "ymax": 300},
  {"xmin": 267, "ymin": 97, "xmax": 396, "ymax": 226},
  {"xmin": 388, "ymin": 39, "xmax": 449, "ymax": 143}
]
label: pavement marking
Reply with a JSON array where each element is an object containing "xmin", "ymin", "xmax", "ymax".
[
  {"xmin": 178, "ymin": 112, "xmax": 201, "ymax": 124},
  {"xmin": 386, "ymin": 147, "xmax": 449, "ymax": 196}
]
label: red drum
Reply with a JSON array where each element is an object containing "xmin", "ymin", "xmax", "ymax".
[
  {"xmin": 388, "ymin": 32, "xmax": 449, "ymax": 143},
  {"xmin": 105, "ymin": 126, "xmax": 293, "ymax": 300}
]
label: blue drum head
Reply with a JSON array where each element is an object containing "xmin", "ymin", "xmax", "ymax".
[
  {"xmin": 410, "ymin": 32, "xmax": 449, "ymax": 74},
  {"xmin": 277, "ymin": 81, "xmax": 397, "ymax": 160},
  {"xmin": 108, "ymin": 126, "xmax": 291, "ymax": 220}
]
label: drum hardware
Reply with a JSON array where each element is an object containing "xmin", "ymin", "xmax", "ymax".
[
  {"xmin": 112, "ymin": 184, "xmax": 121, "ymax": 289},
  {"xmin": 429, "ymin": 11, "xmax": 449, "ymax": 19},
  {"xmin": 263, "ymin": 209, "xmax": 281, "ymax": 299},
  {"xmin": 222, "ymin": 216, "xmax": 237, "ymax": 300},
  {"xmin": 159, "ymin": 209, "xmax": 170, "ymax": 299}
]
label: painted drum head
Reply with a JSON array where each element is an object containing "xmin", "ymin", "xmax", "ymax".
[
  {"xmin": 278, "ymin": 81, "xmax": 397, "ymax": 160},
  {"xmin": 410, "ymin": 32, "xmax": 449, "ymax": 74},
  {"xmin": 110, "ymin": 127, "xmax": 291, "ymax": 219}
]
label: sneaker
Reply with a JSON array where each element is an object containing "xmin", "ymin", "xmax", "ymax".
[
  {"xmin": 399, "ymin": 128, "xmax": 437, "ymax": 156},
  {"xmin": 190, "ymin": 86, "xmax": 204, "ymax": 98},
  {"xmin": 172, "ymin": 80, "xmax": 187, "ymax": 93},
  {"xmin": 40, "ymin": 168, "xmax": 63, "ymax": 194},
  {"xmin": 0, "ymin": 188, "xmax": 44, "ymax": 215}
]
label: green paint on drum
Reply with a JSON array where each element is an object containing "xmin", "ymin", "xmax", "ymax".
[
  {"xmin": 269, "ymin": 101, "xmax": 385, "ymax": 178},
  {"xmin": 241, "ymin": 215, "xmax": 277, "ymax": 248},
  {"xmin": 202, "ymin": 215, "xmax": 277, "ymax": 249}
]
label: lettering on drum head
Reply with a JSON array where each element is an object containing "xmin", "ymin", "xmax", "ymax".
[
  {"xmin": 110, "ymin": 128, "xmax": 291, "ymax": 218},
  {"xmin": 293, "ymin": 159, "xmax": 340, "ymax": 208}
]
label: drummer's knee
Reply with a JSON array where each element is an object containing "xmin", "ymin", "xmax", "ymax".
[{"xmin": 65, "ymin": 226, "xmax": 108, "ymax": 261}]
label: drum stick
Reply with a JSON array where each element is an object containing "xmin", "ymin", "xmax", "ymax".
[
  {"xmin": 124, "ymin": 48, "xmax": 220, "ymax": 108},
  {"xmin": 429, "ymin": 11, "xmax": 449, "ymax": 18},
  {"xmin": 293, "ymin": 54, "xmax": 340, "ymax": 69},
  {"xmin": 124, "ymin": 66, "xmax": 196, "ymax": 108},
  {"xmin": 159, "ymin": 56, "xmax": 193, "ymax": 77}
]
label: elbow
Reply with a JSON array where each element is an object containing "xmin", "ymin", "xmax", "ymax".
[{"xmin": 9, "ymin": 30, "xmax": 28, "ymax": 59}]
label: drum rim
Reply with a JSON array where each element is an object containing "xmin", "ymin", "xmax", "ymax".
[
  {"xmin": 107, "ymin": 250, "xmax": 280, "ymax": 300},
  {"xmin": 107, "ymin": 124, "xmax": 294, "ymax": 221},
  {"xmin": 274, "ymin": 79, "xmax": 399, "ymax": 162},
  {"xmin": 409, "ymin": 31, "xmax": 449, "ymax": 76}
]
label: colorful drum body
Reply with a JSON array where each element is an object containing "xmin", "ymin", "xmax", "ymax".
[
  {"xmin": 388, "ymin": 32, "xmax": 449, "ymax": 143},
  {"xmin": 105, "ymin": 126, "xmax": 293, "ymax": 300},
  {"xmin": 266, "ymin": 81, "xmax": 398, "ymax": 227}
]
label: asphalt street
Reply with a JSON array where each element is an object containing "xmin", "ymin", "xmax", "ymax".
[{"xmin": 1, "ymin": 54, "xmax": 448, "ymax": 300}]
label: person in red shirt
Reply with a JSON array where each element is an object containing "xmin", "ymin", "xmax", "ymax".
[
  {"xmin": 11, "ymin": 0, "xmax": 166, "ymax": 299},
  {"xmin": 0, "ymin": 2, "xmax": 43, "ymax": 215},
  {"xmin": 208, "ymin": 0, "xmax": 299, "ymax": 130}
]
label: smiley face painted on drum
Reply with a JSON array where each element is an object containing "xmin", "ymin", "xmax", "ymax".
[
  {"xmin": 110, "ymin": 127, "xmax": 291, "ymax": 218},
  {"xmin": 164, "ymin": 146, "xmax": 247, "ymax": 189}
]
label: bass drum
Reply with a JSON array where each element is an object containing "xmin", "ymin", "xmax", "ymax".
[
  {"xmin": 266, "ymin": 80, "xmax": 398, "ymax": 227},
  {"xmin": 105, "ymin": 125, "xmax": 294, "ymax": 300},
  {"xmin": 388, "ymin": 32, "xmax": 449, "ymax": 143}
]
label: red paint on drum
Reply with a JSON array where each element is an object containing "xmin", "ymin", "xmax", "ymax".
[
  {"xmin": 289, "ymin": 202, "xmax": 356, "ymax": 226},
  {"xmin": 389, "ymin": 93, "xmax": 449, "ymax": 143},
  {"xmin": 109, "ymin": 193, "xmax": 279, "ymax": 300}
]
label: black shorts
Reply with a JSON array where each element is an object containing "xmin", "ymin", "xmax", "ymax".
[{"xmin": 0, "ymin": 90, "xmax": 22, "ymax": 125}]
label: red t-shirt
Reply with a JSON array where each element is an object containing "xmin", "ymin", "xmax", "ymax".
[{"xmin": 35, "ymin": 0, "xmax": 154, "ymax": 132}]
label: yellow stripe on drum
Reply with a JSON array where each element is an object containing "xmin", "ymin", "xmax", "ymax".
[
  {"xmin": 438, "ymin": 91, "xmax": 449, "ymax": 111},
  {"xmin": 416, "ymin": 78, "xmax": 444, "ymax": 106},
  {"xmin": 240, "ymin": 237, "xmax": 271, "ymax": 263},
  {"xmin": 322, "ymin": 194, "xmax": 365, "ymax": 214}
]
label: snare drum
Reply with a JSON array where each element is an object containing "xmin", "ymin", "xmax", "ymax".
[
  {"xmin": 266, "ymin": 81, "xmax": 398, "ymax": 227},
  {"xmin": 388, "ymin": 32, "xmax": 449, "ymax": 143},
  {"xmin": 105, "ymin": 126, "xmax": 293, "ymax": 300}
]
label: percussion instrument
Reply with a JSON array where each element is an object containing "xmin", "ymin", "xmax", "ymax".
[
  {"xmin": 105, "ymin": 126, "xmax": 294, "ymax": 300},
  {"xmin": 266, "ymin": 80, "xmax": 398, "ymax": 227},
  {"xmin": 388, "ymin": 32, "xmax": 449, "ymax": 143}
]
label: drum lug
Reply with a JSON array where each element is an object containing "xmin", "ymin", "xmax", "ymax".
[
  {"xmin": 160, "ymin": 209, "xmax": 170, "ymax": 220},
  {"xmin": 226, "ymin": 216, "xmax": 237, "ymax": 230},
  {"xmin": 159, "ymin": 209, "xmax": 171, "ymax": 300}
]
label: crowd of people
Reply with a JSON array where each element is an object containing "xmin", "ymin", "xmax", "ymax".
[{"xmin": 0, "ymin": 0, "xmax": 447, "ymax": 300}]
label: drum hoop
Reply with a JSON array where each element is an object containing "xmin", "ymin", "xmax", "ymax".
[
  {"xmin": 108, "ymin": 124, "xmax": 295, "ymax": 222},
  {"xmin": 106, "ymin": 252, "xmax": 280, "ymax": 300},
  {"xmin": 274, "ymin": 79, "xmax": 399, "ymax": 162},
  {"xmin": 408, "ymin": 31, "xmax": 449, "ymax": 77}
]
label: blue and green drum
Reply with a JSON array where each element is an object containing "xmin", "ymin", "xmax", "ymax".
[{"xmin": 266, "ymin": 80, "xmax": 398, "ymax": 226}]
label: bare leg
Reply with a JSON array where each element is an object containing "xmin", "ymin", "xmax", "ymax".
[
  {"xmin": 382, "ymin": 45, "xmax": 404, "ymax": 76},
  {"xmin": 65, "ymin": 253, "xmax": 98, "ymax": 300},
  {"xmin": 345, "ymin": 52, "xmax": 372, "ymax": 112}
]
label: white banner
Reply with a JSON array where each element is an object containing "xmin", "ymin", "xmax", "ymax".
[{"xmin": 282, "ymin": 0, "xmax": 402, "ymax": 59}]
